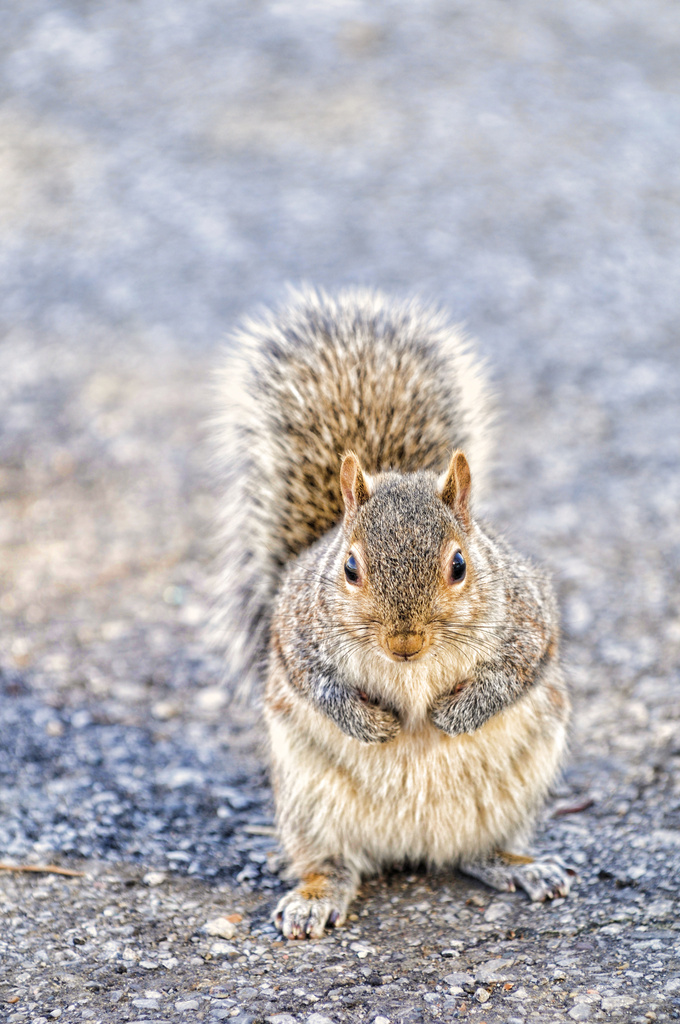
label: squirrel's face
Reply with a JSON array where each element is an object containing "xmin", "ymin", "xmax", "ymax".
[{"xmin": 337, "ymin": 450, "xmax": 480, "ymax": 665}]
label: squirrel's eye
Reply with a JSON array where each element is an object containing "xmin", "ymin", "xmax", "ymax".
[
  {"xmin": 451, "ymin": 551, "xmax": 466, "ymax": 583},
  {"xmin": 345, "ymin": 553, "xmax": 360, "ymax": 585}
]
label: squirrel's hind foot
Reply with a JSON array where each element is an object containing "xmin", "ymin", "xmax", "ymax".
[
  {"xmin": 459, "ymin": 852, "xmax": 577, "ymax": 902},
  {"xmin": 273, "ymin": 866, "xmax": 358, "ymax": 940}
]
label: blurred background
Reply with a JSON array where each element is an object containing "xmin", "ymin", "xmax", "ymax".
[
  {"xmin": 1, "ymin": 3, "xmax": 680, "ymax": 1017},
  {"xmin": 1, "ymin": 0, "xmax": 679, "ymax": 882}
]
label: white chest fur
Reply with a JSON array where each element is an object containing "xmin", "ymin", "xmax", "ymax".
[{"xmin": 267, "ymin": 684, "xmax": 567, "ymax": 876}]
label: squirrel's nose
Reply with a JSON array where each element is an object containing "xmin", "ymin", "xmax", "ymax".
[{"xmin": 386, "ymin": 632, "xmax": 424, "ymax": 658}]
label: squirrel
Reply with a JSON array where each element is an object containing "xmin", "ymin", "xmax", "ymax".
[{"xmin": 213, "ymin": 285, "xmax": 574, "ymax": 940}]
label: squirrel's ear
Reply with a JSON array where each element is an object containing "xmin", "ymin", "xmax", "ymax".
[
  {"xmin": 340, "ymin": 451, "xmax": 372, "ymax": 520},
  {"xmin": 439, "ymin": 450, "xmax": 472, "ymax": 528}
]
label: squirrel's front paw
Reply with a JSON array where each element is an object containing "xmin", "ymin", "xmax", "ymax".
[
  {"xmin": 430, "ymin": 674, "xmax": 513, "ymax": 735},
  {"xmin": 353, "ymin": 690, "xmax": 401, "ymax": 743},
  {"xmin": 429, "ymin": 683, "xmax": 479, "ymax": 735},
  {"xmin": 321, "ymin": 684, "xmax": 401, "ymax": 743}
]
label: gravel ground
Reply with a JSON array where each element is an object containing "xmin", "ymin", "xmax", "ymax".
[{"xmin": 1, "ymin": 1, "xmax": 680, "ymax": 1022}]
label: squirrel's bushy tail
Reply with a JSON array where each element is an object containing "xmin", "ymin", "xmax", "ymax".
[{"xmin": 210, "ymin": 285, "xmax": 494, "ymax": 695}]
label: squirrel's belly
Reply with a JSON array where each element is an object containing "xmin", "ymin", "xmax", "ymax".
[{"xmin": 268, "ymin": 687, "xmax": 567, "ymax": 872}]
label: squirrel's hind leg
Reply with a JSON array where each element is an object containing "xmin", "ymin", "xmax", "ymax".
[
  {"xmin": 458, "ymin": 852, "xmax": 577, "ymax": 902},
  {"xmin": 274, "ymin": 862, "xmax": 359, "ymax": 940}
]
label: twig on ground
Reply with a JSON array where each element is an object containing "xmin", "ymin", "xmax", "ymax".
[
  {"xmin": 553, "ymin": 798, "xmax": 595, "ymax": 816},
  {"xmin": 0, "ymin": 863, "xmax": 85, "ymax": 877},
  {"xmin": 242, "ymin": 824, "xmax": 277, "ymax": 836}
]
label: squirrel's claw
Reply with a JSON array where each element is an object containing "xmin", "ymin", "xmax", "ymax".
[
  {"xmin": 459, "ymin": 853, "xmax": 577, "ymax": 902},
  {"xmin": 273, "ymin": 870, "xmax": 356, "ymax": 939},
  {"xmin": 513, "ymin": 854, "xmax": 577, "ymax": 900},
  {"xmin": 274, "ymin": 893, "xmax": 342, "ymax": 939}
]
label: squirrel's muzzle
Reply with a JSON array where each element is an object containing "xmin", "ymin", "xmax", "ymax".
[{"xmin": 386, "ymin": 632, "xmax": 425, "ymax": 659}]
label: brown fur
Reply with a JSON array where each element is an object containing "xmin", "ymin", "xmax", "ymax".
[{"xmin": 298, "ymin": 873, "xmax": 333, "ymax": 901}]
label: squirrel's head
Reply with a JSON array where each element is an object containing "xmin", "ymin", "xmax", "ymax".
[{"xmin": 338, "ymin": 449, "xmax": 477, "ymax": 664}]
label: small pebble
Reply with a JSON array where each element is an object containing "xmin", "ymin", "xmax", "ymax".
[
  {"xmin": 475, "ymin": 958, "xmax": 515, "ymax": 983},
  {"xmin": 210, "ymin": 941, "xmax": 240, "ymax": 957},
  {"xmin": 204, "ymin": 916, "xmax": 238, "ymax": 940},
  {"xmin": 443, "ymin": 972, "xmax": 474, "ymax": 989},
  {"xmin": 484, "ymin": 903, "xmax": 509, "ymax": 922},
  {"xmin": 350, "ymin": 942, "xmax": 372, "ymax": 958},
  {"xmin": 143, "ymin": 871, "xmax": 166, "ymax": 887},
  {"xmin": 602, "ymin": 995, "xmax": 635, "ymax": 1010}
]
